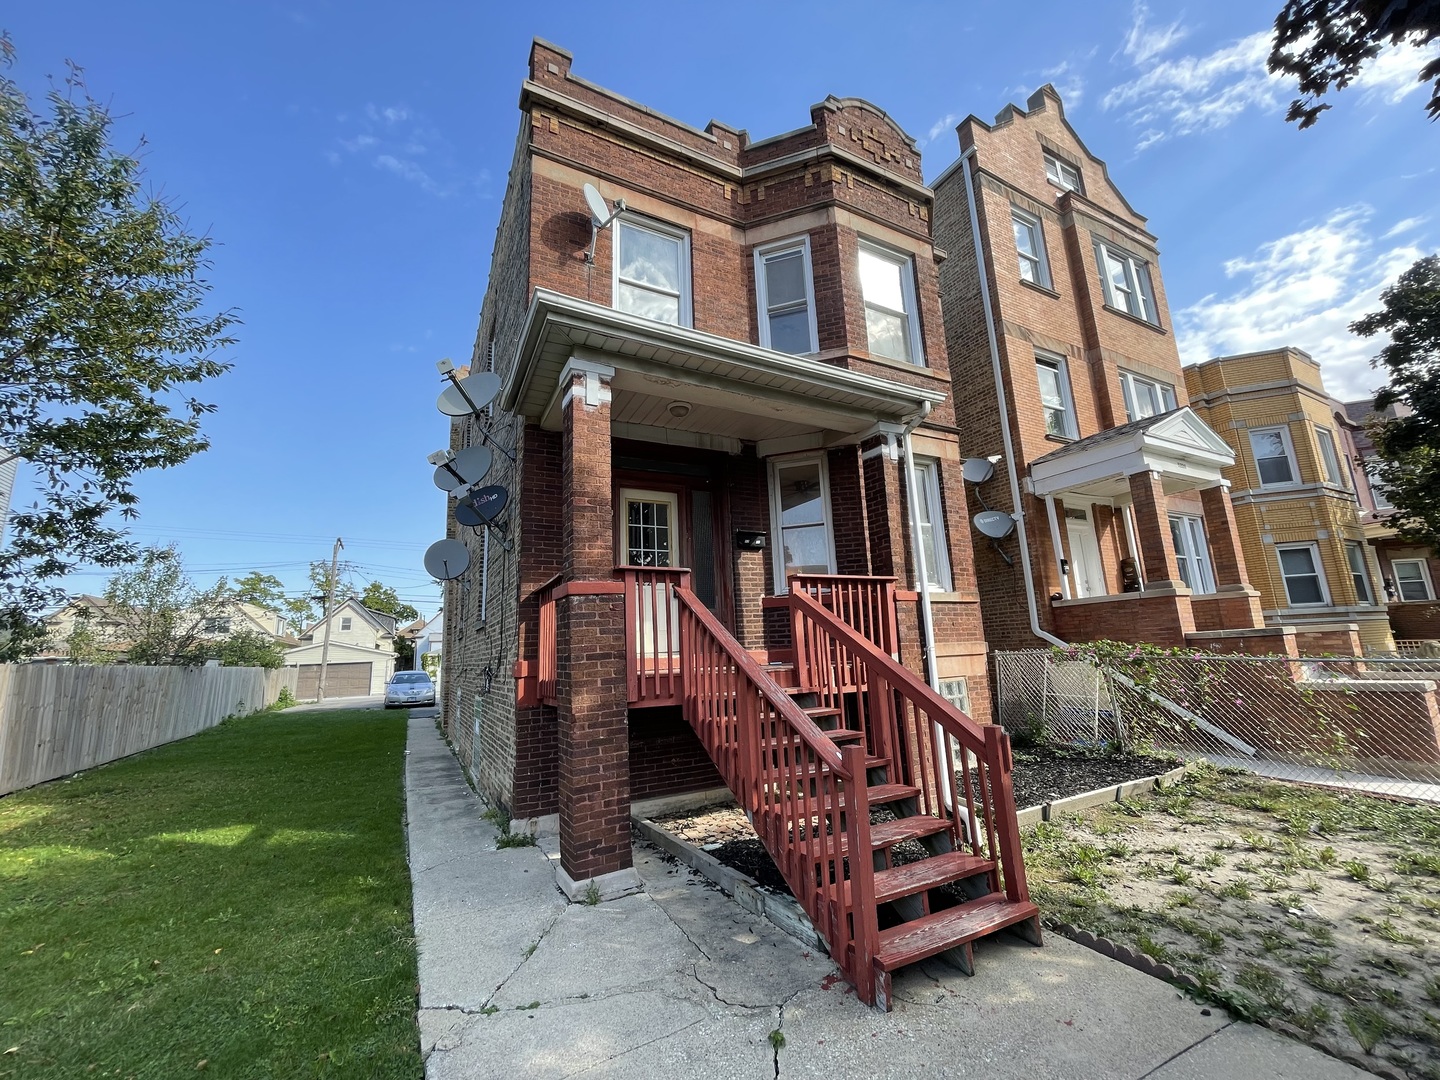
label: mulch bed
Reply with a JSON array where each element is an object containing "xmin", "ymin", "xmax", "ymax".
[{"xmin": 652, "ymin": 742, "xmax": 1178, "ymax": 898}]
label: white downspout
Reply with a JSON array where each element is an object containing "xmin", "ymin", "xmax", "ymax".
[{"xmin": 957, "ymin": 147, "xmax": 1254, "ymax": 757}]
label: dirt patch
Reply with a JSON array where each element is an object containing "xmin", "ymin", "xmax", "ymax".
[
  {"xmin": 1025, "ymin": 764, "xmax": 1440, "ymax": 1078},
  {"xmin": 1010, "ymin": 743, "xmax": 1179, "ymax": 810}
]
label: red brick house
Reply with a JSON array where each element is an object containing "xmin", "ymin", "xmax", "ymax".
[
  {"xmin": 930, "ymin": 88, "xmax": 1285, "ymax": 655},
  {"xmin": 438, "ymin": 40, "xmax": 1037, "ymax": 1007}
]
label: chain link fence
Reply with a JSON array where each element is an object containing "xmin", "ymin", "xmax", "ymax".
[{"xmin": 993, "ymin": 649, "xmax": 1440, "ymax": 803}]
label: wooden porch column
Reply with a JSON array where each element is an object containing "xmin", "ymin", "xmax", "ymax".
[
  {"xmin": 556, "ymin": 359, "xmax": 638, "ymax": 900},
  {"xmin": 1199, "ymin": 483, "xmax": 1250, "ymax": 588},
  {"xmin": 1126, "ymin": 470, "xmax": 1184, "ymax": 590}
]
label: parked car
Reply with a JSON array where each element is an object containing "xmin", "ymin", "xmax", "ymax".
[{"xmin": 385, "ymin": 670, "xmax": 436, "ymax": 708}]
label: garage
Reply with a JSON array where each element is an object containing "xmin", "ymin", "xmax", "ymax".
[{"xmin": 295, "ymin": 662, "xmax": 373, "ymax": 699}]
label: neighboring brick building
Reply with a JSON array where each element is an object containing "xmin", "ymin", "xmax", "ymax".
[
  {"xmin": 441, "ymin": 40, "xmax": 990, "ymax": 896},
  {"xmin": 1343, "ymin": 398, "xmax": 1440, "ymax": 645},
  {"xmin": 1184, "ymin": 349, "xmax": 1392, "ymax": 655},
  {"xmin": 930, "ymin": 88, "xmax": 1275, "ymax": 655}
]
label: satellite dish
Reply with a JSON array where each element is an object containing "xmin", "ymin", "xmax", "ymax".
[
  {"xmin": 583, "ymin": 183, "xmax": 611, "ymax": 226},
  {"xmin": 437, "ymin": 372, "xmax": 502, "ymax": 417},
  {"xmin": 454, "ymin": 502, "xmax": 484, "ymax": 528},
  {"xmin": 423, "ymin": 539, "xmax": 471, "ymax": 580},
  {"xmin": 432, "ymin": 445, "xmax": 493, "ymax": 492},
  {"xmin": 464, "ymin": 484, "xmax": 510, "ymax": 523},
  {"xmin": 961, "ymin": 457, "xmax": 996, "ymax": 485},
  {"xmin": 973, "ymin": 510, "xmax": 1016, "ymax": 539}
]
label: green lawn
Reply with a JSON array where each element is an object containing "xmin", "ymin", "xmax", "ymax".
[{"xmin": 0, "ymin": 708, "xmax": 421, "ymax": 1078}]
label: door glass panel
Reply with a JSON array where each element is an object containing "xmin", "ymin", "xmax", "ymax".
[{"xmin": 626, "ymin": 499, "xmax": 673, "ymax": 567}]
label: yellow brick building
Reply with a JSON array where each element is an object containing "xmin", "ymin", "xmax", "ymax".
[{"xmin": 1185, "ymin": 348, "xmax": 1394, "ymax": 655}]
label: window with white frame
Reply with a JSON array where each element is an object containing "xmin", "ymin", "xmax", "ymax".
[
  {"xmin": 754, "ymin": 237, "xmax": 818, "ymax": 354},
  {"xmin": 1316, "ymin": 428, "xmax": 1344, "ymax": 486},
  {"xmin": 1277, "ymin": 544, "xmax": 1329, "ymax": 606},
  {"xmin": 1010, "ymin": 207, "xmax": 1051, "ymax": 288},
  {"xmin": 1392, "ymin": 558, "xmax": 1435, "ymax": 602},
  {"xmin": 1035, "ymin": 353, "xmax": 1077, "ymax": 438},
  {"xmin": 340, "ymin": 616, "xmax": 353, "ymax": 631},
  {"xmin": 1345, "ymin": 542, "xmax": 1374, "ymax": 605},
  {"xmin": 614, "ymin": 216, "xmax": 691, "ymax": 326},
  {"xmin": 911, "ymin": 457, "xmax": 954, "ymax": 592},
  {"xmin": 1364, "ymin": 458, "xmax": 1394, "ymax": 509},
  {"xmin": 1167, "ymin": 514, "xmax": 1215, "ymax": 594},
  {"xmin": 1248, "ymin": 427, "xmax": 1298, "ymax": 487},
  {"xmin": 203, "ymin": 616, "xmax": 232, "ymax": 635},
  {"xmin": 1043, "ymin": 151, "xmax": 1082, "ymax": 193},
  {"xmin": 858, "ymin": 241, "xmax": 922, "ymax": 364},
  {"xmin": 1120, "ymin": 371, "xmax": 1177, "ymax": 421},
  {"xmin": 769, "ymin": 456, "xmax": 835, "ymax": 589},
  {"xmin": 1094, "ymin": 241, "xmax": 1159, "ymax": 325}
]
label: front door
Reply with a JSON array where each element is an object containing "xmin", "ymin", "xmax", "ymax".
[
  {"xmin": 1064, "ymin": 506, "xmax": 1107, "ymax": 598},
  {"xmin": 620, "ymin": 488, "xmax": 681, "ymax": 660}
]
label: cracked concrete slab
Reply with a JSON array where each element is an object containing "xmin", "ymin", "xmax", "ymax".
[{"xmin": 1143, "ymin": 1022, "xmax": 1371, "ymax": 1079}]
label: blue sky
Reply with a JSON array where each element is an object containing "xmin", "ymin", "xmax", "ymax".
[{"xmin": 5, "ymin": 1, "xmax": 1437, "ymax": 619}]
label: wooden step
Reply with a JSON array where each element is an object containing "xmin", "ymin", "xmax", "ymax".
[
  {"xmin": 834, "ymin": 814, "xmax": 953, "ymax": 857},
  {"xmin": 801, "ymin": 705, "xmax": 843, "ymax": 721},
  {"xmin": 851, "ymin": 851, "xmax": 995, "ymax": 905},
  {"xmin": 875, "ymin": 895, "xmax": 1040, "ymax": 972},
  {"xmin": 865, "ymin": 782, "xmax": 920, "ymax": 806},
  {"xmin": 759, "ymin": 729, "xmax": 864, "ymax": 752}
]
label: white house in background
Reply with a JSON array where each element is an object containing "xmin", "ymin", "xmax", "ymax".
[
  {"xmin": 283, "ymin": 598, "xmax": 397, "ymax": 698},
  {"xmin": 415, "ymin": 609, "xmax": 443, "ymax": 680}
]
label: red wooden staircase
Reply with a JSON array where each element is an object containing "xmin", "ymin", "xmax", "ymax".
[{"xmin": 617, "ymin": 569, "xmax": 1041, "ymax": 1009}]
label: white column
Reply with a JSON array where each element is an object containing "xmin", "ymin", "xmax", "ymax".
[
  {"xmin": 1044, "ymin": 494, "xmax": 1072, "ymax": 600},
  {"xmin": 1121, "ymin": 501, "xmax": 1144, "ymax": 590}
]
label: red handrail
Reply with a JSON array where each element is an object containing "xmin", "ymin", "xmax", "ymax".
[
  {"xmin": 788, "ymin": 587, "xmax": 1031, "ymax": 904},
  {"xmin": 789, "ymin": 574, "xmax": 900, "ymax": 657},
  {"xmin": 619, "ymin": 566, "xmax": 691, "ymax": 705},
  {"xmin": 537, "ymin": 575, "xmax": 560, "ymax": 706},
  {"xmin": 670, "ymin": 585, "xmax": 882, "ymax": 1002}
]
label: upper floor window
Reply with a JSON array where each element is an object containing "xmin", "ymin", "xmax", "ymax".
[
  {"xmin": 339, "ymin": 616, "xmax": 353, "ymax": 631},
  {"xmin": 911, "ymin": 457, "xmax": 954, "ymax": 592},
  {"xmin": 1010, "ymin": 207, "xmax": 1051, "ymax": 288},
  {"xmin": 1316, "ymin": 428, "xmax": 1345, "ymax": 486},
  {"xmin": 1248, "ymin": 426, "xmax": 1298, "ymax": 487},
  {"xmin": 1363, "ymin": 458, "xmax": 1394, "ymax": 509},
  {"xmin": 203, "ymin": 616, "xmax": 232, "ymax": 635},
  {"xmin": 754, "ymin": 237, "xmax": 818, "ymax": 355},
  {"xmin": 1120, "ymin": 371, "xmax": 1176, "ymax": 422},
  {"xmin": 1392, "ymin": 558, "xmax": 1434, "ymax": 602},
  {"xmin": 1036, "ymin": 353, "xmax": 1077, "ymax": 439},
  {"xmin": 1345, "ymin": 542, "xmax": 1374, "ymax": 605},
  {"xmin": 769, "ymin": 456, "xmax": 835, "ymax": 590},
  {"xmin": 858, "ymin": 241, "xmax": 923, "ymax": 365},
  {"xmin": 1277, "ymin": 543, "xmax": 1329, "ymax": 606},
  {"xmin": 1095, "ymin": 241, "xmax": 1159, "ymax": 325},
  {"xmin": 1043, "ymin": 151, "xmax": 1082, "ymax": 193},
  {"xmin": 615, "ymin": 217, "xmax": 691, "ymax": 326}
]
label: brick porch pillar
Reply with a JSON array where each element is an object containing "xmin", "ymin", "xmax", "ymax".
[
  {"xmin": 555, "ymin": 359, "xmax": 638, "ymax": 901},
  {"xmin": 1199, "ymin": 483, "xmax": 1250, "ymax": 587},
  {"xmin": 861, "ymin": 435, "xmax": 907, "ymax": 581},
  {"xmin": 1127, "ymin": 470, "xmax": 1184, "ymax": 590}
]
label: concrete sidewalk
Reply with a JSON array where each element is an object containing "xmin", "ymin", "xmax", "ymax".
[{"xmin": 404, "ymin": 716, "xmax": 1369, "ymax": 1080}]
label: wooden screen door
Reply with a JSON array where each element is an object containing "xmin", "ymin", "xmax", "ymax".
[{"xmin": 620, "ymin": 489, "xmax": 681, "ymax": 660}]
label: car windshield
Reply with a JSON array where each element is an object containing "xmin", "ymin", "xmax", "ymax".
[{"xmin": 392, "ymin": 673, "xmax": 431, "ymax": 685}]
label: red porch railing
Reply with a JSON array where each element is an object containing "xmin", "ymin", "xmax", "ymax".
[
  {"xmin": 672, "ymin": 584, "xmax": 882, "ymax": 1001},
  {"xmin": 789, "ymin": 574, "xmax": 900, "ymax": 657},
  {"xmin": 619, "ymin": 566, "xmax": 691, "ymax": 706},
  {"xmin": 537, "ymin": 574, "xmax": 561, "ymax": 706},
  {"xmin": 787, "ymin": 587, "xmax": 1030, "ymax": 907}
]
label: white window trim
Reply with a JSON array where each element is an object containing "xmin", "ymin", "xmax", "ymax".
[
  {"xmin": 1168, "ymin": 513, "xmax": 1215, "ymax": 594},
  {"xmin": 1363, "ymin": 457, "xmax": 1393, "ymax": 510},
  {"xmin": 1036, "ymin": 351, "xmax": 1078, "ymax": 439},
  {"xmin": 1344, "ymin": 541, "xmax": 1374, "ymax": 605},
  {"xmin": 753, "ymin": 236, "xmax": 819, "ymax": 355},
  {"xmin": 1248, "ymin": 425, "xmax": 1301, "ymax": 489},
  {"xmin": 339, "ymin": 616, "xmax": 353, "ymax": 631},
  {"xmin": 1094, "ymin": 240, "xmax": 1159, "ymax": 325},
  {"xmin": 858, "ymin": 239, "xmax": 925, "ymax": 366},
  {"xmin": 1391, "ymin": 558, "xmax": 1435, "ymax": 602},
  {"xmin": 911, "ymin": 457, "xmax": 954, "ymax": 592},
  {"xmin": 1043, "ymin": 151, "xmax": 1082, "ymax": 193},
  {"xmin": 1276, "ymin": 542, "xmax": 1331, "ymax": 607},
  {"xmin": 1316, "ymin": 427, "xmax": 1345, "ymax": 487},
  {"xmin": 613, "ymin": 214, "xmax": 693, "ymax": 327},
  {"xmin": 767, "ymin": 453, "xmax": 837, "ymax": 593},
  {"xmin": 1120, "ymin": 370, "xmax": 1177, "ymax": 422},
  {"xmin": 1010, "ymin": 206, "xmax": 1051, "ymax": 289}
]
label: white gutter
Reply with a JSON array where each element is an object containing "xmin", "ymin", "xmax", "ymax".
[{"xmin": 957, "ymin": 148, "xmax": 1255, "ymax": 758}]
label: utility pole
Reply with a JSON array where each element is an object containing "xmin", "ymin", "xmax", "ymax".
[{"xmin": 315, "ymin": 537, "xmax": 344, "ymax": 702}]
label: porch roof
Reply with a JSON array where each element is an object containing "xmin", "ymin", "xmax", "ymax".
[
  {"xmin": 503, "ymin": 290, "xmax": 945, "ymax": 453},
  {"xmin": 1028, "ymin": 408, "xmax": 1235, "ymax": 500}
]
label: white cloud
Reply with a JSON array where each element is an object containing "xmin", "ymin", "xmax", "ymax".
[
  {"xmin": 1120, "ymin": 3, "xmax": 1189, "ymax": 66},
  {"xmin": 1353, "ymin": 40, "xmax": 1440, "ymax": 106},
  {"xmin": 331, "ymin": 105, "xmax": 477, "ymax": 197},
  {"xmin": 1102, "ymin": 30, "xmax": 1282, "ymax": 147},
  {"xmin": 1175, "ymin": 206, "xmax": 1429, "ymax": 400},
  {"xmin": 1039, "ymin": 60, "xmax": 1087, "ymax": 110},
  {"xmin": 919, "ymin": 112, "xmax": 960, "ymax": 149},
  {"xmin": 1383, "ymin": 215, "xmax": 1429, "ymax": 238}
]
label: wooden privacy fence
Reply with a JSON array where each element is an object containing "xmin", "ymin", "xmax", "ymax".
[{"xmin": 0, "ymin": 665, "xmax": 299, "ymax": 796}]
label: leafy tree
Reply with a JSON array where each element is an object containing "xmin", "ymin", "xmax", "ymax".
[
  {"xmin": 103, "ymin": 545, "xmax": 230, "ymax": 665},
  {"xmin": 64, "ymin": 609, "xmax": 110, "ymax": 665},
  {"xmin": 1351, "ymin": 254, "xmax": 1440, "ymax": 549},
  {"xmin": 283, "ymin": 560, "xmax": 357, "ymax": 633},
  {"xmin": 0, "ymin": 38, "xmax": 237, "ymax": 658},
  {"xmin": 231, "ymin": 572, "xmax": 286, "ymax": 611},
  {"xmin": 206, "ymin": 629, "xmax": 285, "ymax": 670},
  {"xmin": 360, "ymin": 581, "xmax": 420, "ymax": 625},
  {"xmin": 1269, "ymin": 0, "xmax": 1440, "ymax": 128}
]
